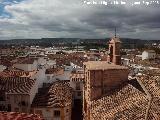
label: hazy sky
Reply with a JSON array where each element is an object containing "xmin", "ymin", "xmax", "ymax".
[{"xmin": 0, "ymin": 0, "xmax": 160, "ymax": 40}]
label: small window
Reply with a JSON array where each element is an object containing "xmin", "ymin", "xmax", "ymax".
[
  {"xmin": 0, "ymin": 97, "xmax": 4, "ymax": 101},
  {"xmin": 21, "ymin": 101, "xmax": 26, "ymax": 106},
  {"xmin": 15, "ymin": 108, "xmax": 19, "ymax": 112},
  {"xmin": 66, "ymin": 109, "xmax": 69, "ymax": 113},
  {"xmin": 77, "ymin": 91, "xmax": 82, "ymax": 96},
  {"xmin": 76, "ymin": 83, "xmax": 80, "ymax": 90},
  {"xmin": 7, "ymin": 104, "xmax": 11, "ymax": 112},
  {"xmin": 54, "ymin": 110, "xmax": 60, "ymax": 117}
]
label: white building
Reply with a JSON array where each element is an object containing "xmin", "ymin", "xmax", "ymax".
[
  {"xmin": 0, "ymin": 65, "xmax": 6, "ymax": 72},
  {"xmin": 13, "ymin": 58, "xmax": 38, "ymax": 71},
  {"xmin": 142, "ymin": 50, "xmax": 156, "ymax": 60},
  {"xmin": 0, "ymin": 76, "xmax": 38, "ymax": 113}
]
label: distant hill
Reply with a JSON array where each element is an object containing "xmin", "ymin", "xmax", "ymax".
[{"xmin": 0, "ymin": 38, "xmax": 159, "ymax": 49}]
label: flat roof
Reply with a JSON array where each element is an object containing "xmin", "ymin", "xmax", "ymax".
[{"xmin": 84, "ymin": 61, "xmax": 128, "ymax": 70}]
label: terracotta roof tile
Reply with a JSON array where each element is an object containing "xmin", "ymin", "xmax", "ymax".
[
  {"xmin": 0, "ymin": 77, "xmax": 36, "ymax": 94},
  {"xmin": 0, "ymin": 111, "xmax": 44, "ymax": 120},
  {"xmin": 0, "ymin": 70, "xmax": 37, "ymax": 77},
  {"xmin": 31, "ymin": 81, "xmax": 72, "ymax": 108},
  {"xmin": 90, "ymin": 84, "xmax": 148, "ymax": 120},
  {"xmin": 84, "ymin": 61, "xmax": 128, "ymax": 70}
]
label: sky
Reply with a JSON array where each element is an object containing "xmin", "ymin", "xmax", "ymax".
[{"xmin": 0, "ymin": 0, "xmax": 160, "ymax": 40}]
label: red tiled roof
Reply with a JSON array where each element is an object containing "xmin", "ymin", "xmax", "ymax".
[
  {"xmin": 84, "ymin": 61, "xmax": 128, "ymax": 70},
  {"xmin": 0, "ymin": 71, "xmax": 37, "ymax": 77},
  {"xmin": 90, "ymin": 84, "xmax": 148, "ymax": 120},
  {"xmin": 45, "ymin": 67, "xmax": 63, "ymax": 74},
  {"xmin": 16, "ymin": 58, "xmax": 38, "ymax": 64},
  {"xmin": 0, "ymin": 77, "xmax": 36, "ymax": 94},
  {"xmin": 0, "ymin": 111, "xmax": 44, "ymax": 120},
  {"xmin": 31, "ymin": 81, "xmax": 72, "ymax": 108}
]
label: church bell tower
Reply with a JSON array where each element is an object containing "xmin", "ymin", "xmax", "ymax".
[{"xmin": 108, "ymin": 28, "xmax": 121, "ymax": 65}]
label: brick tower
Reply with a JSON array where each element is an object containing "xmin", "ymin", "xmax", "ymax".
[{"xmin": 108, "ymin": 29, "xmax": 121, "ymax": 65}]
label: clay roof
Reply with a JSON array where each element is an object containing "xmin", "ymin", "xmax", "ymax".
[
  {"xmin": 16, "ymin": 58, "xmax": 38, "ymax": 64},
  {"xmin": 0, "ymin": 111, "xmax": 44, "ymax": 120},
  {"xmin": 45, "ymin": 67, "xmax": 63, "ymax": 74},
  {"xmin": 0, "ymin": 70, "xmax": 37, "ymax": 77},
  {"xmin": 84, "ymin": 61, "xmax": 128, "ymax": 70},
  {"xmin": 5, "ymin": 67, "xmax": 24, "ymax": 71},
  {"xmin": 138, "ymin": 75, "xmax": 160, "ymax": 97},
  {"xmin": 137, "ymin": 75, "xmax": 160, "ymax": 119},
  {"xmin": 31, "ymin": 81, "xmax": 72, "ymax": 108},
  {"xmin": 0, "ymin": 77, "xmax": 36, "ymax": 94},
  {"xmin": 90, "ymin": 84, "xmax": 148, "ymax": 120}
]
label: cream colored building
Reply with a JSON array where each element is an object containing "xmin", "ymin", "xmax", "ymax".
[
  {"xmin": 0, "ymin": 70, "xmax": 39, "ymax": 113},
  {"xmin": 0, "ymin": 77, "xmax": 38, "ymax": 113}
]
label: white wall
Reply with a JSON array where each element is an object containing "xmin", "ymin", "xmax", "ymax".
[
  {"xmin": 121, "ymin": 58, "xmax": 131, "ymax": 66},
  {"xmin": 64, "ymin": 66, "xmax": 73, "ymax": 71},
  {"xmin": 34, "ymin": 108, "xmax": 61, "ymax": 120},
  {"xmin": 142, "ymin": 51, "xmax": 156, "ymax": 60},
  {"xmin": 46, "ymin": 59, "xmax": 56, "ymax": 68},
  {"xmin": 70, "ymin": 81, "xmax": 83, "ymax": 99},
  {"xmin": 36, "ymin": 68, "xmax": 46, "ymax": 88},
  {"xmin": 38, "ymin": 57, "xmax": 47, "ymax": 65},
  {"xmin": 29, "ymin": 78, "xmax": 39, "ymax": 105},
  {"xmin": 55, "ymin": 71, "xmax": 71, "ymax": 81},
  {"xmin": 0, "ymin": 65, "xmax": 6, "ymax": 72},
  {"xmin": 13, "ymin": 60, "xmax": 38, "ymax": 71}
]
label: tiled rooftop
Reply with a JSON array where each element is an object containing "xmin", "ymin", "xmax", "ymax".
[
  {"xmin": 84, "ymin": 61, "xmax": 128, "ymax": 70},
  {"xmin": 16, "ymin": 58, "xmax": 38, "ymax": 64},
  {"xmin": 45, "ymin": 67, "xmax": 63, "ymax": 74},
  {"xmin": 89, "ymin": 84, "xmax": 148, "ymax": 120},
  {"xmin": 138, "ymin": 75, "xmax": 160, "ymax": 97},
  {"xmin": 0, "ymin": 111, "xmax": 44, "ymax": 120},
  {"xmin": 48, "ymin": 53, "xmax": 88, "ymax": 67},
  {"xmin": 31, "ymin": 81, "xmax": 72, "ymax": 108},
  {"xmin": 0, "ymin": 77, "xmax": 36, "ymax": 94},
  {"xmin": 137, "ymin": 75, "xmax": 160, "ymax": 120},
  {"xmin": 89, "ymin": 74, "xmax": 160, "ymax": 120},
  {"xmin": 0, "ymin": 70, "xmax": 37, "ymax": 77}
]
